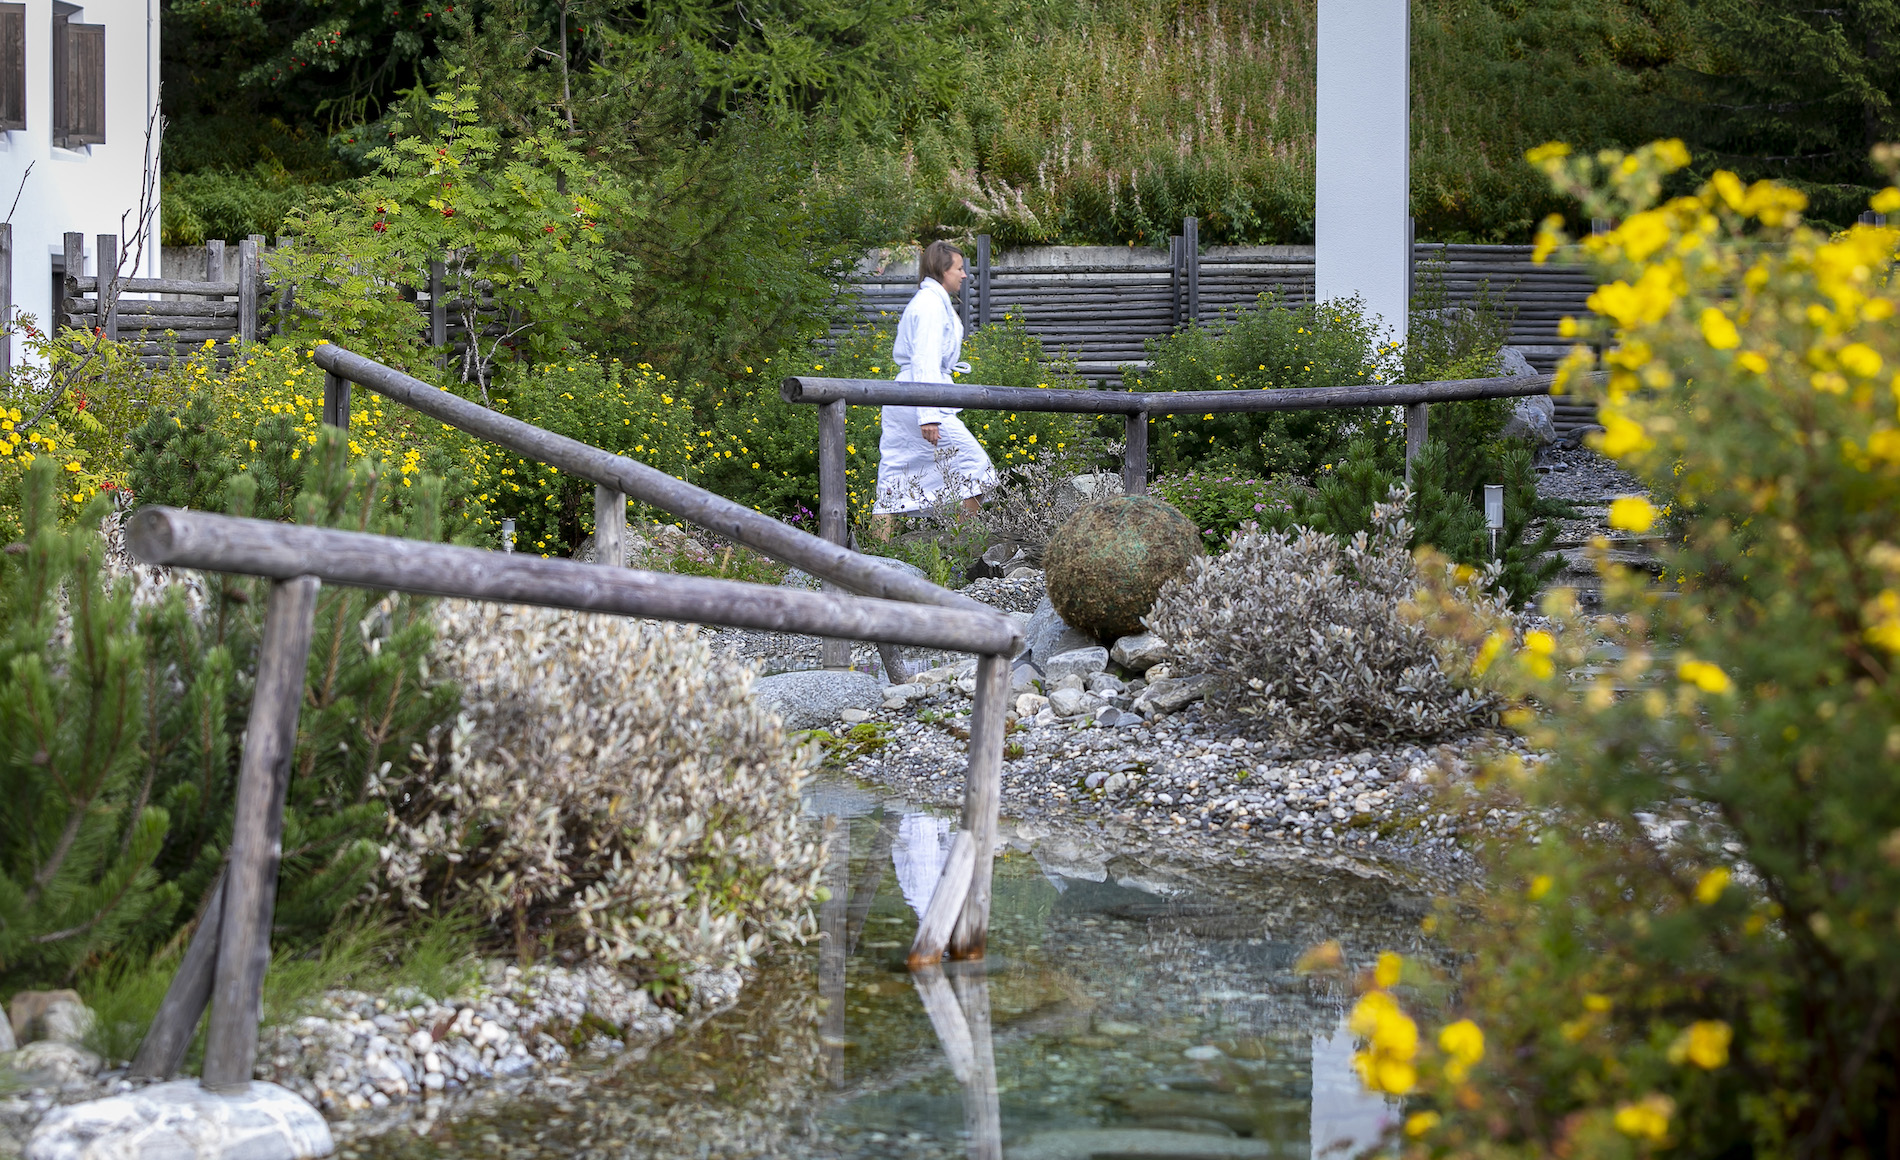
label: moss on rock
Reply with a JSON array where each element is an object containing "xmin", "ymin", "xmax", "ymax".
[{"xmin": 1044, "ymin": 495, "xmax": 1203, "ymax": 640}]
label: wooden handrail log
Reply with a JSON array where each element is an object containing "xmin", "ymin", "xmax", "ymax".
[
  {"xmin": 70, "ymin": 276, "xmax": 241, "ymax": 296},
  {"xmin": 311, "ymin": 344, "xmax": 998, "ymax": 617},
  {"xmin": 780, "ymin": 373, "xmax": 1571, "ymax": 415},
  {"xmin": 126, "ymin": 507, "xmax": 1024, "ymax": 656}
]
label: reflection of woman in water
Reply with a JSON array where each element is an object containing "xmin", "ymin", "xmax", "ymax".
[{"xmin": 871, "ymin": 240, "xmax": 999, "ymax": 541}]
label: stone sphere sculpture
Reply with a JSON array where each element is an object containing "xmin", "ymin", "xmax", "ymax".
[{"xmin": 1044, "ymin": 495, "xmax": 1203, "ymax": 641}]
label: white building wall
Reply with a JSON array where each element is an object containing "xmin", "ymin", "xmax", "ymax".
[
  {"xmin": 1315, "ymin": 0, "xmax": 1409, "ymax": 346},
  {"xmin": 0, "ymin": 0, "xmax": 161, "ymax": 346}
]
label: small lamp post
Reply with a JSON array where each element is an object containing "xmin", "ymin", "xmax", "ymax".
[{"xmin": 1484, "ymin": 485, "xmax": 1505, "ymax": 559}]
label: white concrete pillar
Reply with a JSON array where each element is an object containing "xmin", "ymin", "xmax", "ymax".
[{"xmin": 1315, "ymin": 0, "xmax": 1410, "ymax": 345}]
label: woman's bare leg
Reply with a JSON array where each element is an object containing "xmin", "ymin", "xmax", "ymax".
[
  {"xmin": 871, "ymin": 513, "xmax": 896, "ymax": 542},
  {"xmin": 960, "ymin": 495, "xmax": 982, "ymax": 516}
]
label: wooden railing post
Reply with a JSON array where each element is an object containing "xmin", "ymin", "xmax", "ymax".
[
  {"xmin": 947, "ymin": 652, "xmax": 1009, "ymax": 960},
  {"xmin": 594, "ymin": 484, "xmax": 626, "ymax": 567},
  {"xmin": 321, "ymin": 371, "xmax": 350, "ymax": 430},
  {"xmin": 202, "ymin": 575, "xmax": 320, "ymax": 1092},
  {"xmin": 1122, "ymin": 409, "xmax": 1148, "ymax": 496},
  {"xmin": 975, "ymin": 234, "xmax": 991, "ymax": 329},
  {"xmin": 205, "ymin": 238, "xmax": 225, "ymax": 283},
  {"xmin": 1169, "ymin": 235, "xmax": 1184, "ymax": 328},
  {"xmin": 128, "ymin": 868, "xmax": 225, "ymax": 1078},
  {"xmin": 236, "ymin": 236, "xmax": 260, "ymax": 345},
  {"xmin": 1184, "ymin": 216, "xmax": 1200, "ymax": 323},
  {"xmin": 818, "ymin": 398, "xmax": 852, "ymax": 669},
  {"xmin": 63, "ymin": 233, "xmax": 84, "ymax": 330},
  {"xmin": 1405, "ymin": 401, "xmax": 1428, "ymax": 481},
  {"xmin": 95, "ymin": 234, "xmax": 118, "ymax": 340},
  {"xmin": 1, "ymin": 222, "xmax": 12, "ymax": 376}
]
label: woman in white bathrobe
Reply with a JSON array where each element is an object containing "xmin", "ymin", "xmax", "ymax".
[{"xmin": 871, "ymin": 241, "xmax": 999, "ymax": 539}]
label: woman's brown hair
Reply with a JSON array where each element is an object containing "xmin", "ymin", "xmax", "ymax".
[{"xmin": 920, "ymin": 240, "xmax": 964, "ymax": 285}]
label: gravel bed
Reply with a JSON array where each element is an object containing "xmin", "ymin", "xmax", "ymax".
[
  {"xmin": 833, "ymin": 667, "xmax": 1546, "ymax": 885},
  {"xmin": 0, "ymin": 963, "xmax": 744, "ymax": 1151}
]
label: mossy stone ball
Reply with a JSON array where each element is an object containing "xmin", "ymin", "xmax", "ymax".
[{"xmin": 1044, "ymin": 495, "xmax": 1203, "ymax": 641}]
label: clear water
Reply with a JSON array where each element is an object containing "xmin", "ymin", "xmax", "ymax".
[{"xmin": 346, "ymin": 779, "xmax": 1434, "ymax": 1160}]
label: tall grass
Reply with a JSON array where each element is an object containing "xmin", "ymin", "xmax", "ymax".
[
  {"xmin": 820, "ymin": 0, "xmax": 1695, "ymax": 245},
  {"xmin": 78, "ymin": 911, "xmax": 484, "ymax": 1067},
  {"xmin": 822, "ymin": 0, "xmax": 1318, "ymax": 246}
]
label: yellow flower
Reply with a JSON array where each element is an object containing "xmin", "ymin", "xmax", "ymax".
[
  {"xmin": 1524, "ymin": 630, "xmax": 1556, "ymax": 655},
  {"xmin": 1872, "ymin": 187, "xmax": 1900, "ymax": 215},
  {"xmin": 1588, "ymin": 266, "xmax": 1678, "ymax": 329},
  {"xmin": 1667, "ymin": 1020, "xmax": 1732, "ymax": 1069},
  {"xmin": 1840, "ymin": 343, "xmax": 1883, "ymax": 378},
  {"xmin": 64, "ymin": 460, "xmax": 81, "ymax": 472},
  {"xmin": 1596, "ymin": 411, "xmax": 1653, "ymax": 458},
  {"xmin": 1471, "ymin": 630, "xmax": 1507, "ymax": 677},
  {"xmin": 1404, "ymin": 1112, "xmax": 1441, "ymax": 1137},
  {"xmin": 1528, "ymin": 874, "xmax": 1554, "ymax": 900},
  {"xmin": 1374, "ymin": 951, "xmax": 1402, "ymax": 988},
  {"xmin": 1609, "ymin": 496, "xmax": 1657, "ymax": 532},
  {"xmin": 1615, "ymin": 1095, "xmax": 1675, "ymax": 1142},
  {"xmin": 1437, "ymin": 1019, "xmax": 1484, "ymax": 1085},
  {"xmin": 1678, "ymin": 659, "xmax": 1733, "ymax": 694},
  {"xmin": 1738, "ymin": 351, "xmax": 1768, "ymax": 374},
  {"xmin": 1699, "ymin": 307, "xmax": 1741, "ymax": 350},
  {"xmin": 1584, "ymin": 993, "xmax": 1613, "ymax": 1012},
  {"xmin": 1695, "ymin": 866, "xmax": 1731, "ymax": 904}
]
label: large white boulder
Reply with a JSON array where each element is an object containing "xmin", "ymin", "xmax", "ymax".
[
  {"xmin": 26, "ymin": 1081, "xmax": 333, "ymax": 1160},
  {"xmin": 752, "ymin": 669, "xmax": 885, "ymax": 731}
]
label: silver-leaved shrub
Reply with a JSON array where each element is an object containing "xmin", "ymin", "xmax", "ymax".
[
  {"xmin": 383, "ymin": 601, "xmax": 825, "ymax": 985},
  {"xmin": 1146, "ymin": 491, "xmax": 1503, "ymax": 744}
]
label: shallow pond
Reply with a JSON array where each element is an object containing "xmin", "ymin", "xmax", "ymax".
[{"xmin": 346, "ymin": 778, "xmax": 1439, "ymax": 1160}]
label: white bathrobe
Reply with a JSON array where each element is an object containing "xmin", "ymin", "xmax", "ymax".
[{"xmin": 873, "ymin": 279, "xmax": 999, "ymax": 515}]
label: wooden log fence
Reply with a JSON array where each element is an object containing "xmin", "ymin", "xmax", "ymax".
[
  {"xmin": 63, "ymin": 233, "xmax": 260, "ymax": 364},
  {"xmin": 122, "ymin": 339, "xmax": 1026, "ymax": 1085},
  {"xmin": 841, "ymin": 231, "xmax": 1597, "ymax": 382},
  {"xmin": 124, "ymin": 341, "xmax": 1024, "ymax": 1088},
  {"xmin": 782, "ymin": 370, "xmax": 1568, "ymax": 510}
]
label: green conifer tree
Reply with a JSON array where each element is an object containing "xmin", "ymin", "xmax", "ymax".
[{"xmin": 0, "ymin": 460, "xmax": 179, "ymax": 981}]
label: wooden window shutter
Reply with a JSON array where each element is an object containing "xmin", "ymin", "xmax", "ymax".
[
  {"xmin": 0, "ymin": 5, "xmax": 23, "ymax": 131},
  {"xmin": 54, "ymin": 17, "xmax": 103, "ymax": 148}
]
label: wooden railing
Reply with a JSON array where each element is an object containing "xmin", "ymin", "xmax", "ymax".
[
  {"xmin": 128, "ymin": 344, "xmax": 1022, "ymax": 1092},
  {"xmin": 781, "ymin": 370, "xmax": 1563, "ymax": 504}
]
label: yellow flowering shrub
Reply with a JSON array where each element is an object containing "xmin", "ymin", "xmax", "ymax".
[{"xmin": 1396, "ymin": 140, "xmax": 1900, "ymax": 1158}]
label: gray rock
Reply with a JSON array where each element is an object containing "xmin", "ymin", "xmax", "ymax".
[
  {"xmin": 10, "ymin": 991, "xmax": 89, "ymax": 1047},
  {"xmin": 1498, "ymin": 345, "xmax": 1539, "ymax": 377},
  {"xmin": 1501, "ymin": 393, "xmax": 1557, "ymax": 445},
  {"xmin": 6, "ymin": 1042, "xmax": 102, "ymax": 1089},
  {"xmin": 1005, "ymin": 565, "xmax": 1040, "ymax": 579},
  {"xmin": 882, "ymin": 683, "xmax": 927, "ymax": 702},
  {"xmin": 1069, "ymin": 473, "xmax": 1122, "ymax": 501},
  {"xmin": 1085, "ymin": 672, "xmax": 1125, "ymax": 696},
  {"xmin": 1109, "ymin": 632, "xmax": 1170, "ymax": 672},
  {"xmin": 1048, "ymin": 687, "xmax": 1096, "ymax": 717},
  {"xmin": 751, "ymin": 670, "xmax": 885, "ymax": 731},
  {"xmin": 1044, "ymin": 646, "xmax": 1109, "ymax": 683},
  {"xmin": 1009, "ymin": 666, "xmax": 1042, "ymax": 694},
  {"xmin": 0, "ymin": 1010, "xmax": 14, "ymax": 1053},
  {"xmin": 27, "ymin": 1080, "xmax": 332, "ymax": 1160},
  {"xmin": 1025, "ymin": 596, "xmax": 1097, "ymax": 663},
  {"xmin": 1103, "ymin": 772, "xmax": 1129, "ymax": 793},
  {"xmin": 839, "ymin": 708, "xmax": 873, "ymax": 724},
  {"xmin": 779, "ymin": 567, "xmax": 824, "ymax": 592},
  {"xmin": 1132, "ymin": 674, "xmax": 1210, "ymax": 716}
]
